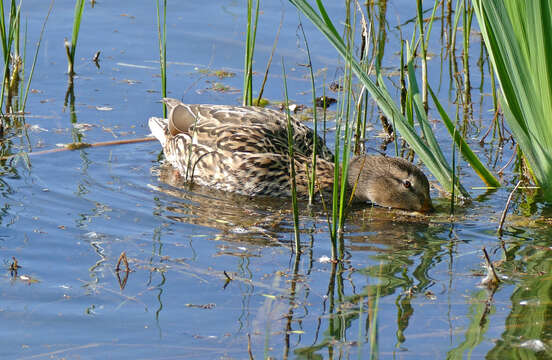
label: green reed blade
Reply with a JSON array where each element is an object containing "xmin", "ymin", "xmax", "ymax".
[
  {"xmin": 0, "ymin": 0, "xmax": 20, "ymax": 115},
  {"xmin": 156, "ymin": 0, "xmax": 167, "ymax": 117},
  {"xmin": 290, "ymin": 0, "xmax": 470, "ymax": 198},
  {"xmin": 68, "ymin": 0, "xmax": 85, "ymax": 75},
  {"xmin": 242, "ymin": 0, "xmax": 260, "ymax": 106},
  {"xmin": 297, "ymin": 22, "xmax": 318, "ymax": 205},
  {"xmin": 0, "ymin": 1, "xmax": 6, "ymax": 60},
  {"xmin": 429, "ymin": 86, "xmax": 501, "ymax": 187},
  {"xmin": 22, "ymin": 0, "xmax": 53, "ymax": 112},
  {"xmin": 70, "ymin": 0, "xmax": 85, "ymax": 59},
  {"xmin": 473, "ymin": 0, "xmax": 552, "ymax": 198},
  {"xmin": 282, "ymin": 59, "xmax": 300, "ymax": 252}
]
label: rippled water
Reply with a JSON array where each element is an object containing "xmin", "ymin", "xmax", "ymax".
[{"xmin": 1, "ymin": 1, "xmax": 551, "ymax": 359}]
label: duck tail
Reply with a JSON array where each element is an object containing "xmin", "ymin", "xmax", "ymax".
[{"xmin": 148, "ymin": 116, "xmax": 169, "ymax": 147}]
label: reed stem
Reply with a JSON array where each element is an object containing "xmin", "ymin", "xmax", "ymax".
[
  {"xmin": 298, "ymin": 23, "xmax": 318, "ymax": 205},
  {"xmin": 242, "ymin": 0, "xmax": 260, "ymax": 106},
  {"xmin": 282, "ymin": 59, "xmax": 300, "ymax": 252},
  {"xmin": 156, "ymin": 0, "xmax": 167, "ymax": 117},
  {"xmin": 66, "ymin": 0, "xmax": 85, "ymax": 77}
]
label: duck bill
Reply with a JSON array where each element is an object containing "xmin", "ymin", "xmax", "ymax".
[{"xmin": 419, "ymin": 198, "xmax": 434, "ymax": 213}]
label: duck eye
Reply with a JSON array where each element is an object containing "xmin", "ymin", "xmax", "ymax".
[{"xmin": 403, "ymin": 180, "xmax": 411, "ymax": 189}]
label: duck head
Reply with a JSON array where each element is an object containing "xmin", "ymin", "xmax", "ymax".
[{"xmin": 347, "ymin": 155, "xmax": 433, "ymax": 213}]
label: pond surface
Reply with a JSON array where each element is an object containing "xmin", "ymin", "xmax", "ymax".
[{"xmin": 1, "ymin": 1, "xmax": 551, "ymax": 359}]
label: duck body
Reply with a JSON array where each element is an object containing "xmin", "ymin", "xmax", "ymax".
[{"xmin": 149, "ymin": 98, "xmax": 433, "ymax": 212}]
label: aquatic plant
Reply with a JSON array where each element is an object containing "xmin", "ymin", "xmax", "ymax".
[
  {"xmin": 243, "ymin": 0, "xmax": 259, "ymax": 106},
  {"xmin": 21, "ymin": 1, "xmax": 52, "ymax": 112},
  {"xmin": 289, "ymin": 0, "xmax": 465, "ymax": 197},
  {"xmin": 289, "ymin": 0, "xmax": 501, "ymax": 197},
  {"xmin": 156, "ymin": 0, "xmax": 167, "ymax": 117},
  {"xmin": 65, "ymin": 0, "xmax": 85, "ymax": 77},
  {"xmin": 0, "ymin": 0, "xmax": 51, "ymax": 137},
  {"xmin": 416, "ymin": 0, "xmax": 440, "ymax": 112},
  {"xmin": 0, "ymin": 0, "xmax": 21, "ymax": 120},
  {"xmin": 281, "ymin": 59, "xmax": 300, "ymax": 251},
  {"xmin": 473, "ymin": 0, "xmax": 552, "ymax": 199},
  {"xmin": 297, "ymin": 23, "xmax": 319, "ymax": 205}
]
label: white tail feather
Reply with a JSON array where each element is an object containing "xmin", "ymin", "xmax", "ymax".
[{"xmin": 148, "ymin": 117, "xmax": 169, "ymax": 147}]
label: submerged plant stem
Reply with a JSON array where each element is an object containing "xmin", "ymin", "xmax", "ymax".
[{"xmin": 497, "ymin": 180, "xmax": 522, "ymax": 236}]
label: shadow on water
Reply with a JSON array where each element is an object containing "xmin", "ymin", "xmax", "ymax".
[
  {"xmin": 152, "ymin": 162, "xmax": 442, "ymax": 248},
  {"xmin": 152, "ymin": 162, "xmax": 297, "ymax": 247},
  {"xmin": 152, "ymin": 161, "xmax": 475, "ymax": 358}
]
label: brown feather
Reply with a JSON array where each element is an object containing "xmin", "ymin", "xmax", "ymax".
[{"xmin": 149, "ymin": 99, "xmax": 433, "ymax": 212}]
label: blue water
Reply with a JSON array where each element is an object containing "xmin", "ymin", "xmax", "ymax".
[{"xmin": 0, "ymin": 1, "xmax": 549, "ymax": 359}]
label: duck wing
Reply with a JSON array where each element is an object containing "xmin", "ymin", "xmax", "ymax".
[
  {"xmin": 149, "ymin": 113, "xmax": 336, "ymax": 197},
  {"xmin": 160, "ymin": 130, "xmax": 335, "ymax": 196}
]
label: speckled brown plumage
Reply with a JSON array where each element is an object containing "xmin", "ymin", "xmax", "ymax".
[{"xmin": 149, "ymin": 98, "xmax": 433, "ymax": 212}]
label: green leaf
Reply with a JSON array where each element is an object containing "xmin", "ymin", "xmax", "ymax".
[
  {"xmin": 289, "ymin": 0, "xmax": 470, "ymax": 197},
  {"xmin": 473, "ymin": 0, "xmax": 552, "ymax": 199},
  {"xmin": 429, "ymin": 87, "xmax": 501, "ymax": 188}
]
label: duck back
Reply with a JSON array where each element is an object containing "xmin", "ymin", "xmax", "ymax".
[{"xmin": 149, "ymin": 100, "xmax": 335, "ymax": 197}]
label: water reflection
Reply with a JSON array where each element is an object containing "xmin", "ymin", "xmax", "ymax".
[
  {"xmin": 152, "ymin": 160, "xmax": 465, "ymax": 358},
  {"xmin": 152, "ymin": 162, "xmax": 299, "ymax": 247},
  {"xmin": 293, "ymin": 219, "xmax": 451, "ymax": 358},
  {"xmin": 486, "ymin": 229, "xmax": 552, "ymax": 358},
  {"xmin": 63, "ymin": 80, "xmax": 83, "ymax": 144},
  {"xmin": 0, "ymin": 132, "xmax": 29, "ymax": 226}
]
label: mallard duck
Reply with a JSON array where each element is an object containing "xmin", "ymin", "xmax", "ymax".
[{"xmin": 148, "ymin": 98, "xmax": 433, "ymax": 213}]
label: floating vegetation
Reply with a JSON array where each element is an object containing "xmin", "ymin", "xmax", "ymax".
[
  {"xmin": 315, "ymin": 95, "xmax": 336, "ymax": 108},
  {"xmin": 9, "ymin": 256, "xmax": 20, "ymax": 276},
  {"xmin": 251, "ymin": 97, "xmax": 269, "ymax": 107},
  {"xmin": 195, "ymin": 67, "xmax": 236, "ymax": 79},
  {"xmin": 207, "ymin": 81, "xmax": 237, "ymax": 93}
]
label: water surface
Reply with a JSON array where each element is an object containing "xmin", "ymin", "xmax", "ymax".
[{"xmin": 1, "ymin": 1, "xmax": 550, "ymax": 359}]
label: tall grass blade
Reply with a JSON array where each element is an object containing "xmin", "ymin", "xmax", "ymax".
[
  {"xmin": 429, "ymin": 87, "xmax": 501, "ymax": 187},
  {"xmin": 473, "ymin": 0, "xmax": 552, "ymax": 198},
  {"xmin": 297, "ymin": 23, "xmax": 318, "ymax": 205},
  {"xmin": 242, "ymin": 0, "xmax": 260, "ymax": 106},
  {"xmin": 22, "ymin": 0, "xmax": 54, "ymax": 112},
  {"xmin": 255, "ymin": 10, "xmax": 282, "ymax": 106},
  {"xmin": 289, "ymin": 0, "xmax": 470, "ymax": 198},
  {"xmin": 337, "ymin": 34, "xmax": 354, "ymax": 237},
  {"xmin": 156, "ymin": 0, "xmax": 167, "ymax": 117},
  {"xmin": 282, "ymin": 59, "xmax": 300, "ymax": 252},
  {"xmin": 0, "ymin": 0, "xmax": 20, "ymax": 65},
  {"xmin": 0, "ymin": 0, "xmax": 21, "ymax": 115},
  {"xmin": 0, "ymin": 1, "xmax": 7, "ymax": 61},
  {"xmin": 67, "ymin": 0, "xmax": 85, "ymax": 76}
]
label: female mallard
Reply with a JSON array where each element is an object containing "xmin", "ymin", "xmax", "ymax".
[{"xmin": 149, "ymin": 98, "xmax": 433, "ymax": 213}]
